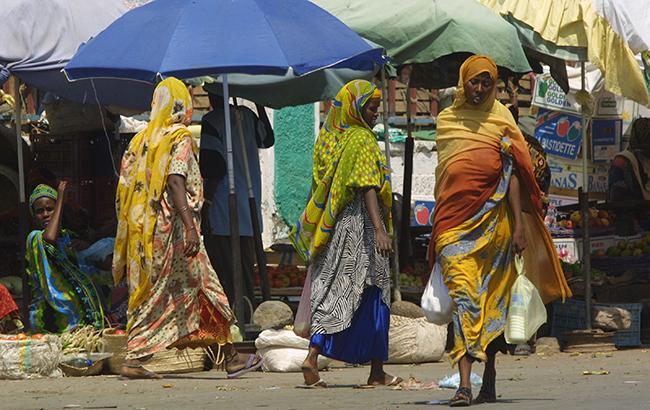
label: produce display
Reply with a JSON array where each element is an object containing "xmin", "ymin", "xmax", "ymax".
[
  {"xmin": 0, "ymin": 333, "xmax": 46, "ymax": 341},
  {"xmin": 556, "ymin": 208, "xmax": 613, "ymax": 230},
  {"xmin": 594, "ymin": 234, "xmax": 650, "ymax": 258},
  {"xmin": 255, "ymin": 265, "xmax": 307, "ymax": 288},
  {"xmin": 399, "ymin": 261, "xmax": 430, "ymax": 289}
]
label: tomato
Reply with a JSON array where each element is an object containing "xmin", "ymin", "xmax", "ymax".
[
  {"xmin": 31, "ymin": 333, "xmax": 44, "ymax": 339},
  {"xmin": 114, "ymin": 329, "xmax": 126, "ymax": 335}
]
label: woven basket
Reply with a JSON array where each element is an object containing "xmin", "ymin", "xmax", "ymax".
[
  {"xmin": 60, "ymin": 360, "xmax": 105, "ymax": 377},
  {"xmin": 143, "ymin": 349, "xmax": 206, "ymax": 374},
  {"xmin": 102, "ymin": 331, "xmax": 127, "ymax": 375},
  {"xmin": 101, "ymin": 330, "xmax": 206, "ymax": 374}
]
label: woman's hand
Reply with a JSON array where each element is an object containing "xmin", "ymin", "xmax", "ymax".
[
  {"xmin": 512, "ymin": 226, "xmax": 527, "ymax": 255},
  {"xmin": 375, "ymin": 228, "xmax": 393, "ymax": 258},
  {"xmin": 57, "ymin": 180, "xmax": 68, "ymax": 195},
  {"xmin": 184, "ymin": 225, "xmax": 200, "ymax": 257}
]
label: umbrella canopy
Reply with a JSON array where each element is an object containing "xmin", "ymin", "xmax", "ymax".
[
  {"xmin": 64, "ymin": 0, "xmax": 384, "ymax": 83},
  {"xmin": 202, "ymin": 67, "xmax": 375, "ymax": 109},
  {"xmin": 0, "ymin": 0, "xmax": 153, "ymax": 110},
  {"xmin": 312, "ymin": 0, "xmax": 532, "ymax": 86},
  {"xmin": 479, "ymin": 0, "xmax": 650, "ymax": 106}
]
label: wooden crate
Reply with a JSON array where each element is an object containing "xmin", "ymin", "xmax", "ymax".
[{"xmin": 319, "ymin": 75, "xmax": 534, "ymax": 124}]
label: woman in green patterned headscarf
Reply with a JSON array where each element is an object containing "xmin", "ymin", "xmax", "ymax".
[
  {"xmin": 26, "ymin": 182, "xmax": 104, "ymax": 333},
  {"xmin": 291, "ymin": 80, "xmax": 400, "ymax": 388}
]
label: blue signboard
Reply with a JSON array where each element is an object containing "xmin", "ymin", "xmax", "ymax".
[
  {"xmin": 534, "ymin": 108, "xmax": 584, "ymax": 160},
  {"xmin": 591, "ymin": 118, "xmax": 622, "ymax": 162}
]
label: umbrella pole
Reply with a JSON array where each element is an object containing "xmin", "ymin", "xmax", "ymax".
[
  {"xmin": 14, "ymin": 79, "xmax": 29, "ymax": 330},
  {"xmin": 381, "ymin": 70, "xmax": 401, "ymax": 302},
  {"xmin": 399, "ymin": 90, "xmax": 414, "ymax": 273},
  {"xmin": 580, "ymin": 62, "xmax": 592, "ymax": 330},
  {"xmin": 232, "ymin": 101, "xmax": 271, "ymax": 302},
  {"xmin": 222, "ymin": 76, "xmax": 246, "ymax": 336}
]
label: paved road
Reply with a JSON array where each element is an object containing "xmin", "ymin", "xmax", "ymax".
[{"xmin": 2, "ymin": 349, "xmax": 649, "ymax": 409}]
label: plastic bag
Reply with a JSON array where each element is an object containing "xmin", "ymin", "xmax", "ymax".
[
  {"xmin": 505, "ymin": 255, "xmax": 547, "ymax": 344},
  {"xmin": 293, "ymin": 266, "xmax": 312, "ymax": 338},
  {"xmin": 421, "ymin": 264, "xmax": 454, "ymax": 325},
  {"xmin": 255, "ymin": 329, "xmax": 330, "ymax": 372},
  {"xmin": 438, "ymin": 372, "xmax": 483, "ymax": 389}
]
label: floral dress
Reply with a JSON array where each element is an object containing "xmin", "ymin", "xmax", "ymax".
[{"xmin": 126, "ymin": 137, "xmax": 234, "ymax": 359}]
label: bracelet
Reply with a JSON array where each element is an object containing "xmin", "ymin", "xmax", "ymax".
[{"xmin": 178, "ymin": 205, "xmax": 190, "ymax": 214}]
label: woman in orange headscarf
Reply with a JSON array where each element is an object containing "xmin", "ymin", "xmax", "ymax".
[{"xmin": 429, "ymin": 56, "xmax": 570, "ymax": 406}]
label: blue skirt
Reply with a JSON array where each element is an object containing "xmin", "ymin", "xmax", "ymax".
[{"xmin": 310, "ymin": 286, "xmax": 389, "ymax": 364}]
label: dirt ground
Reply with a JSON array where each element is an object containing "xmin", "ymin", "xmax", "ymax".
[{"xmin": 2, "ymin": 349, "xmax": 649, "ymax": 410}]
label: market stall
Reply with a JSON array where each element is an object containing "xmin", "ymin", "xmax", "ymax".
[{"xmin": 532, "ymin": 70, "xmax": 650, "ymax": 347}]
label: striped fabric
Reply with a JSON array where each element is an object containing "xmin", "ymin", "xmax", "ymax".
[{"xmin": 309, "ymin": 195, "xmax": 391, "ymax": 336}]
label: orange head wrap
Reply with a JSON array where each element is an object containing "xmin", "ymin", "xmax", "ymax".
[{"xmin": 454, "ymin": 55, "xmax": 498, "ymax": 111}]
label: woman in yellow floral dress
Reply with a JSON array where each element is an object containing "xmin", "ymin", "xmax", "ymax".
[{"xmin": 113, "ymin": 78, "xmax": 261, "ymax": 379}]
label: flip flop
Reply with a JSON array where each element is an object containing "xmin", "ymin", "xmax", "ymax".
[
  {"xmin": 361, "ymin": 375, "xmax": 403, "ymax": 388},
  {"xmin": 226, "ymin": 354, "xmax": 263, "ymax": 379},
  {"xmin": 297, "ymin": 379, "xmax": 327, "ymax": 389}
]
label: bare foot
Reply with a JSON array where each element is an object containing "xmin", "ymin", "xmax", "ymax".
[
  {"xmin": 367, "ymin": 372, "xmax": 402, "ymax": 386},
  {"xmin": 120, "ymin": 360, "xmax": 162, "ymax": 379},
  {"xmin": 301, "ymin": 358, "xmax": 323, "ymax": 386}
]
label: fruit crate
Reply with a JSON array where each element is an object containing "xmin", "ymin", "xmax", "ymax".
[{"xmin": 551, "ymin": 299, "xmax": 643, "ymax": 347}]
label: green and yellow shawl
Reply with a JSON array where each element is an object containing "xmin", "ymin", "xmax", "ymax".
[{"xmin": 291, "ymin": 80, "xmax": 392, "ymax": 262}]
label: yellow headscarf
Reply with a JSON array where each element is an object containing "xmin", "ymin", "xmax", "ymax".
[
  {"xmin": 112, "ymin": 77, "xmax": 194, "ymax": 313},
  {"xmin": 435, "ymin": 55, "xmax": 525, "ymax": 182},
  {"xmin": 311, "ymin": 80, "xmax": 380, "ymax": 190},
  {"xmin": 291, "ymin": 80, "xmax": 392, "ymax": 262}
]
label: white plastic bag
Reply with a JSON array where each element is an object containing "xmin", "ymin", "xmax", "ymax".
[
  {"xmin": 421, "ymin": 264, "xmax": 454, "ymax": 325},
  {"xmin": 505, "ymin": 255, "xmax": 547, "ymax": 344},
  {"xmin": 293, "ymin": 266, "xmax": 312, "ymax": 339},
  {"xmin": 255, "ymin": 329, "xmax": 330, "ymax": 372}
]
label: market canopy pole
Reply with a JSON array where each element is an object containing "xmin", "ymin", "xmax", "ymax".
[
  {"xmin": 580, "ymin": 61, "xmax": 592, "ymax": 330},
  {"xmin": 13, "ymin": 78, "xmax": 29, "ymax": 329},
  {"xmin": 222, "ymin": 75, "xmax": 246, "ymax": 334},
  {"xmin": 232, "ymin": 100, "xmax": 271, "ymax": 302},
  {"xmin": 399, "ymin": 89, "xmax": 414, "ymax": 273},
  {"xmin": 380, "ymin": 68, "xmax": 401, "ymax": 302}
]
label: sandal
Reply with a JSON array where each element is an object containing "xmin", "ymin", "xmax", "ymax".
[
  {"xmin": 450, "ymin": 386, "xmax": 472, "ymax": 407},
  {"xmin": 366, "ymin": 374, "xmax": 403, "ymax": 387},
  {"xmin": 226, "ymin": 354, "xmax": 263, "ymax": 379},
  {"xmin": 297, "ymin": 379, "xmax": 328, "ymax": 389}
]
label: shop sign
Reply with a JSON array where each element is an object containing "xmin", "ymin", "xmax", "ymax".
[
  {"xmin": 411, "ymin": 200, "xmax": 435, "ymax": 227},
  {"xmin": 532, "ymin": 74, "xmax": 581, "ymax": 114},
  {"xmin": 591, "ymin": 118, "xmax": 622, "ymax": 162},
  {"xmin": 534, "ymin": 109, "xmax": 584, "ymax": 160},
  {"xmin": 548, "ymin": 157, "xmax": 609, "ymax": 193}
]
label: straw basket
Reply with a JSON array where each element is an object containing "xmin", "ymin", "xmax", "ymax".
[
  {"xmin": 59, "ymin": 360, "xmax": 104, "ymax": 377},
  {"xmin": 102, "ymin": 330, "xmax": 127, "ymax": 375},
  {"xmin": 101, "ymin": 329, "xmax": 206, "ymax": 374},
  {"xmin": 142, "ymin": 348, "xmax": 206, "ymax": 374}
]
